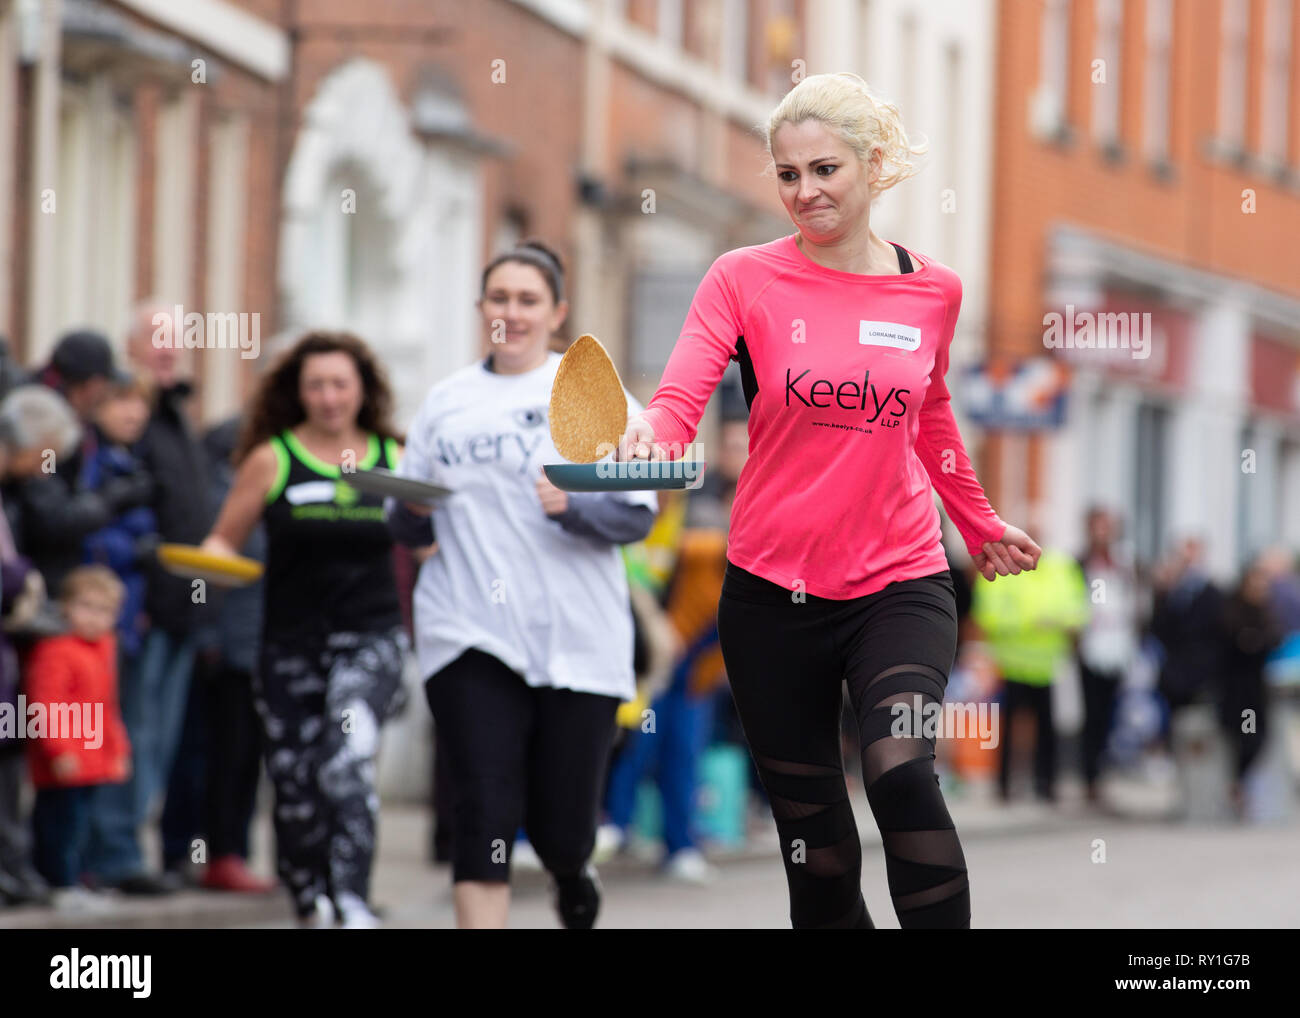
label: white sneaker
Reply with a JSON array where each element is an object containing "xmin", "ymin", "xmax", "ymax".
[
  {"xmin": 51, "ymin": 886, "xmax": 115, "ymax": 914},
  {"xmin": 591, "ymin": 823, "xmax": 625, "ymax": 864},
  {"xmin": 335, "ymin": 891, "xmax": 382, "ymax": 929},
  {"xmin": 663, "ymin": 848, "xmax": 715, "ymax": 885},
  {"xmin": 298, "ymin": 894, "xmax": 336, "ymax": 929},
  {"xmin": 512, "ymin": 839, "xmax": 542, "ymax": 872}
]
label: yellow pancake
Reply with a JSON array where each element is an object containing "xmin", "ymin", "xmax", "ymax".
[
  {"xmin": 549, "ymin": 333, "xmax": 628, "ymax": 463},
  {"xmin": 156, "ymin": 543, "xmax": 264, "ymax": 587}
]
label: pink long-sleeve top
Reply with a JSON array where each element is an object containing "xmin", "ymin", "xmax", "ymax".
[{"xmin": 639, "ymin": 233, "xmax": 1006, "ymax": 600}]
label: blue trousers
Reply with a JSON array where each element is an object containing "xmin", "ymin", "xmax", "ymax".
[
  {"xmin": 605, "ymin": 657, "xmax": 715, "ymax": 857},
  {"xmin": 32, "ymin": 785, "xmax": 100, "ymax": 888},
  {"xmin": 85, "ymin": 629, "xmax": 196, "ymax": 881}
]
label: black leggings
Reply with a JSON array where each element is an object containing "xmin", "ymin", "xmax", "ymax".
[
  {"xmin": 425, "ymin": 648, "xmax": 620, "ymax": 884},
  {"xmin": 717, "ymin": 562, "xmax": 970, "ymax": 929}
]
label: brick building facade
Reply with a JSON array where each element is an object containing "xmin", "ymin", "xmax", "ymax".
[
  {"xmin": 0, "ymin": 0, "xmax": 804, "ymax": 433},
  {"xmin": 989, "ymin": 0, "xmax": 1300, "ymax": 574}
]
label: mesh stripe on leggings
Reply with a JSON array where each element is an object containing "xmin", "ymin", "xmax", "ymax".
[{"xmin": 758, "ymin": 661, "xmax": 970, "ymax": 929}]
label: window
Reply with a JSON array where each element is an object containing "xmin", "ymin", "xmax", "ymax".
[
  {"xmin": 721, "ymin": 0, "xmax": 748, "ymax": 82},
  {"xmin": 629, "ymin": 265, "xmax": 704, "ymax": 379},
  {"xmin": 1261, "ymin": 0, "xmax": 1293, "ymax": 164},
  {"xmin": 100, "ymin": 94, "xmax": 135, "ymax": 341},
  {"xmin": 1030, "ymin": 0, "xmax": 1071, "ymax": 138},
  {"xmin": 1217, "ymin": 0, "xmax": 1249, "ymax": 151},
  {"xmin": 896, "ymin": 14, "xmax": 917, "ymax": 221},
  {"xmin": 201, "ymin": 114, "xmax": 249, "ymax": 422},
  {"xmin": 154, "ymin": 90, "xmax": 199, "ymax": 309},
  {"xmin": 764, "ymin": 0, "xmax": 797, "ymax": 95},
  {"xmin": 1142, "ymin": 0, "xmax": 1173, "ymax": 163},
  {"xmin": 1133, "ymin": 402, "xmax": 1169, "ymax": 570},
  {"xmin": 1236, "ymin": 420, "xmax": 1286, "ymax": 567},
  {"xmin": 1235, "ymin": 421, "xmax": 1255, "ymax": 567},
  {"xmin": 944, "ymin": 42, "xmax": 962, "ymax": 264},
  {"xmin": 1280, "ymin": 439, "xmax": 1300, "ymax": 549},
  {"xmin": 898, "ymin": 11, "xmax": 917, "ymax": 118},
  {"xmin": 311, "ymin": 161, "xmax": 395, "ymax": 332},
  {"xmin": 856, "ymin": 0, "xmax": 873, "ymax": 75},
  {"xmin": 54, "ymin": 79, "xmax": 136, "ymax": 340},
  {"xmin": 1092, "ymin": 0, "xmax": 1122, "ymax": 149},
  {"xmin": 55, "ymin": 89, "xmax": 91, "ymax": 334},
  {"xmin": 659, "ymin": 0, "xmax": 683, "ymax": 49}
]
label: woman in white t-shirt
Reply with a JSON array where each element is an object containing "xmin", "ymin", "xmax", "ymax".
[{"xmin": 388, "ymin": 241, "xmax": 657, "ymax": 929}]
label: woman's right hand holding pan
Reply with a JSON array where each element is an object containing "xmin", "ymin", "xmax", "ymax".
[{"xmin": 615, "ymin": 414, "xmax": 663, "ymax": 462}]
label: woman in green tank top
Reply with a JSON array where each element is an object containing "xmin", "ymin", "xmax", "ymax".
[{"xmin": 202, "ymin": 331, "xmax": 408, "ymax": 928}]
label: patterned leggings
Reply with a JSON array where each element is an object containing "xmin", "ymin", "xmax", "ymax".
[{"xmin": 254, "ymin": 626, "xmax": 409, "ymax": 917}]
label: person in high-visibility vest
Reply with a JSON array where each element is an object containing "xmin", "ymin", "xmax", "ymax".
[{"xmin": 971, "ymin": 548, "xmax": 1089, "ymax": 803}]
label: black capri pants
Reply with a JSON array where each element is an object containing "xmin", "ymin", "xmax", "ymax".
[
  {"xmin": 424, "ymin": 648, "xmax": 621, "ymax": 884},
  {"xmin": 717, "ymin": 562, "xmax": 970, "ymax": 929}
]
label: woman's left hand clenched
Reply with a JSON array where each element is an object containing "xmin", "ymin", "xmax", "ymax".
[
  {"xmin": 973, "ymin": 524, "xmax": 1041, "ymax": 581},
  {"xmin": 535, "ymin": 472, "xmax": 569, "ymax": 517}
]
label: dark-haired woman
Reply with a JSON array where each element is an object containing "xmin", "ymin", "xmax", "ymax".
[
  {"xmin": 202, "ymin": 332, "xmax": 409, "ymax": 928},
  {"xmin": 388, "ymin": 240, "xmax": 657, "ymax": 928}
]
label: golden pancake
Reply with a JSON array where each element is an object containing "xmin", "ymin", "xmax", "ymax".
[{"xmin": 549, "ymin": 333, "xmax": 628, "ymax": 463}]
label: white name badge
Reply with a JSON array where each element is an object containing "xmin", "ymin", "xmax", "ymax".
[
  {"xmin": 285, "ymin": 480, "xmax": 337, "ymax": 505},
  {"xmin": 859, "ymin": 320, "xmax": 922, "ymax": 351}
]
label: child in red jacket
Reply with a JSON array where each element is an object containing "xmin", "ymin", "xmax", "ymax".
[{"xmin": 27, "ymin": 566, "xmax": 129, "ymax": 897}]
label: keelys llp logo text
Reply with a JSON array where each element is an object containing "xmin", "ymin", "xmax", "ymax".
[{"xmin": 50, "ymin": 949, "xmax": 151, "ymax": 998}]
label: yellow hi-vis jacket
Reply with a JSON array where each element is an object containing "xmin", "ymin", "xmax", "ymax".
[{"xmin": 971, "ymin": 548, "xmax": 1090, "ymax": 686}]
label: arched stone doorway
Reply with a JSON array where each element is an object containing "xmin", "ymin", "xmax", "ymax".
[{"xmin": 279, "ymin": 58, "xmax": 484, "ymax": 427}]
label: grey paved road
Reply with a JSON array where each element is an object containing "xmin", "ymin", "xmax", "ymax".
[
  {"xmin": 250, "ymin": 809, "xmax": 1300, "ymax": 929},
  {"xmin": 4, "ymin": 774, "xmax": 1293, "ymax": 930}
]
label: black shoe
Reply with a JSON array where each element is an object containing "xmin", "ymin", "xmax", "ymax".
[
  {"xmin": 0, "ymin": 868, "xmax": 25, "ymax": 906},
  {"xmin": 553, "ymin": 864, "xmax": 601, "ymax": 929},
  {"xmin": 165, "ymin": 860, "xmax": 203, "ymax": 889},
  {"xmin": 110, "ymin": 871, "xmax": 183, "ymax": 896},
  {"xmin": 0, "ymin": 865, "xmax": 51, "ymax": 907}
]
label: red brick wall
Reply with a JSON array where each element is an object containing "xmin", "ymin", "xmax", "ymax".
[{"xmin": 992, "ymin": 0, "xmax": 1300, "ymax": 359}]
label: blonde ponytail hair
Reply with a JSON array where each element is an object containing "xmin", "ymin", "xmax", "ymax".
[{"xmin": 763, "ymin": 72, "xmax": 927, "ymax": 194}]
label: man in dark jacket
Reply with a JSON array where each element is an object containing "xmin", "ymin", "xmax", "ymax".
[
  {"xmin": 1150, "ymin": 537, "xmax": 1225, "ymax": 745},
  {"xmin": 83, "ymin": 308, "xmax": 211, "ymax": 894},
  {"xmin": 128, "ymin": 306, "xmax": 212, "ymax": 657},
  {"xmin": 160, "ymin": 415, "xmax": 273, "ymax": 892}
]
